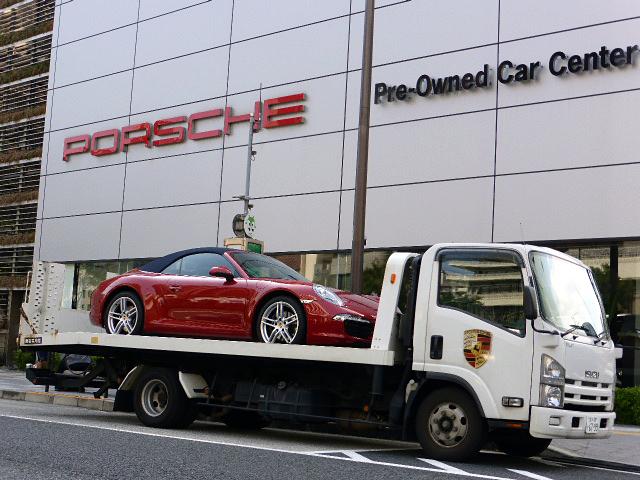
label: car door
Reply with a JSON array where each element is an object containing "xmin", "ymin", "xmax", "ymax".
[{"xmin": 156, "ymin": 253, "xmax": 253, "ymax": 338}]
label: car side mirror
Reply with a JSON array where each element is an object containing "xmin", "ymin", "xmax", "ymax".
[
  {"xmin": 209, "ymin": 266, "xmax": 234, "ymax": 282},
  {"xmin": 524, "ymin": 286, "xmax": 539, "ymax": 320}
]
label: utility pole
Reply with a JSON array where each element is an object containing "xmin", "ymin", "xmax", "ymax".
[{"xmin": 350, "ymin": 0, "xmax": 375, "ymax": 294}]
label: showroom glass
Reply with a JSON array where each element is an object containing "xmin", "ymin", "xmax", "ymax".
[
  {"xmin": 530, "ymin": 251, "xmax": 606, "ymax": 337},
  {"xmin": 230, "ymin": 251, "xmax": 307, "ymax": 281},
  {"xmin": 438, "ymin": 250, "xmax": 526, "ymax": 335},
  {"xmin": 162, "ymin": 253, "xmax": 238, "ymax": 277},
  {"xmin": 75, "ymin": 262, "xmax": 122, "ymax": 311}
]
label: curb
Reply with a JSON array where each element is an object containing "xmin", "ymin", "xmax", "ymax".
[
  {"xmin": 544, "ymin": 447, "xmax": 640, "ymax": 473},
  {"xmin": 0, "ymin": 389, "xmax": 114, "ymax": 412}
]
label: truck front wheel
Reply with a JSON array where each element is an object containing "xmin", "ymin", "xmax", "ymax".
[
  {"xmin": 134, "ymin": 368, "xmax": 195, "ymax": 429},
  {"xmin": 415, "ymin": 387, "xmax": 486, "ymax": 461},
  {"xmin": 494, "ymin": 431, "xmax": 551, "ymax": 457}
]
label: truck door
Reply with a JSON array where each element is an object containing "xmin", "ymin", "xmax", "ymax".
[{"xmin": 423, "ymin": 248, "xmax": 534, "ymax": 421}]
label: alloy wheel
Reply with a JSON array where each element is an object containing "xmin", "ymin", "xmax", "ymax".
[
  {"xmin": 260, "ymin": 301, "xmax": 299, "ymax": 344},
  {"xmin": 107, "ymin": 296, "xmax": 139, "ymax": 334}
]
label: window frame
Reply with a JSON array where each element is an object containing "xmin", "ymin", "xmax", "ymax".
[{"xmin": 435, "ymin": 247, "xmax": 528, "ymax": 338}]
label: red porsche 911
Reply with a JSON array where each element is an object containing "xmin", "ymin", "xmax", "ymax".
[{"xmin": 89, "ymin": 248, "xmax": 379, "ymax": 346}]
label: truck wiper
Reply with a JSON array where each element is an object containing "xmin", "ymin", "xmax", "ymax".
[{"xmin": 561, "ymin": 324, "xmax": 596, "ymax": 338}]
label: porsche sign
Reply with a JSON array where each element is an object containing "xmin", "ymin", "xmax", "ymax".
[{"xmin": 62, "ymin": 93, "xmax": 306, "ymax": 162}]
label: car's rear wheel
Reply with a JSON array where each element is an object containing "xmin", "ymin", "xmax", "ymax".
[
  {"xmin": 256, "ymin": 296, "xmax": 306, "ymax": 344},
  {"xmin": 104, "ymin": 291, "xmax": 144, "ymax": 335}
]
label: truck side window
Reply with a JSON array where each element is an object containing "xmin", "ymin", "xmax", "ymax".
[{"xmin": 438, "ymin": 250, "xmax": 526, "ymax": 335}]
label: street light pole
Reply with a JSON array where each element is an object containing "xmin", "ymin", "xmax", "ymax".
[{"xmin": 350, "ymin": 0, "xmax": 375, "ymax": 294}]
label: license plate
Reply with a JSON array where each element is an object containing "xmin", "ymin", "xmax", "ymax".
[{"xmin": 585, "ymin": 416, "xmax": 599, "ymax": 434}]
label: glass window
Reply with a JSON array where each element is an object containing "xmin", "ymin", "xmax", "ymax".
[
  {"xmin": 230, "ymin": 251, "xmax": 307, "ymax": 280},
  {"xmin": 179, "ymin": 253, "xmax": 237, "ymax": 277},
  {"xmin": 162, "ymin": 259, "xmax": 181, "ymax": 275},
  {"xmin": 76, "ymin": 262, "xmax": 121, "ymax": 311},
  {"xmin": 438, "ymin": 250, "xmax": 526, "ymax": 335}
]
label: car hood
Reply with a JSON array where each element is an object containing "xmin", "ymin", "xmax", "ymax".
[{"xmin": 333, "ymin": 291, "xmax": 380, "ymax": 319}]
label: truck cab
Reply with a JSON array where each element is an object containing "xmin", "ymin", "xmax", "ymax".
[{"xmin": 394, "ymin": 243, "xmax": 616, "ymax": 459}]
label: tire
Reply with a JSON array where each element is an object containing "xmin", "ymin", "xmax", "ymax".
[
  {"xmin": 133, "ymin": 368, "xmax": 194, "ymax": 428},
  {"xmin": 494, "ymin": 431, "xmax": 551, "ymax": 457},
  {"xmin": 104, "ymin": 291, "xmax": 144, "ymax": 335},
  {"xmin": 256, "ymin": 295, "xmax": 306, "ymax": 344},
  {"xmin": 222, "ymin": 410, "xmax": 269, "ymax": 430},
  {"xmin": 415, "ymin": 387, "xmax": 486, "ymax": 462}
]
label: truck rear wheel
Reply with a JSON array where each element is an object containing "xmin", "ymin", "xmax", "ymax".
[
  {"xmin": 415, "ymin": 387, "xmax": 486, "ymax": 461},
  {"xmin": 494, "ymin": 431, "xmax": 551, "ymax": 457},
  {"xmin": 134, "ymin": 368, "xmax": 195, "ymax": 428}
]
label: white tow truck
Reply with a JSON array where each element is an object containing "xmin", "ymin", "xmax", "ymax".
[{"xmin": 18, "ymin": 243, "xmax": 620, "ymax": 461}]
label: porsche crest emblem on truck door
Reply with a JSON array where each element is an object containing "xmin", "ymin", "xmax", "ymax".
[{"xmin": 463, "ymin": 329, "xmax": 492, "ymax": 369}]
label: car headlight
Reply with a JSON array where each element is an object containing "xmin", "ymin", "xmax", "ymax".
[
  {"xmin": 540, "ymin": 354, "xmax": 565, "ymax": 408},
  {"xmin": 313, "ymin": 284, "xmax": 344, "ymax": 306}
]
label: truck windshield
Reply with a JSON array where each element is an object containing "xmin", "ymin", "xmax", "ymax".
[{"xmin": 530, "ymin": 251, "xmax": 606, "ymax": 337}]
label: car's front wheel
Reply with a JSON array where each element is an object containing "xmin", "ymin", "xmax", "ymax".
[
  {"xmin": 256, "ymin": 296, "xmax": 306, "ymax": 344},
  {"xmin": 104, "ymin": 291, "xmax": 144, "ymax": 335}
]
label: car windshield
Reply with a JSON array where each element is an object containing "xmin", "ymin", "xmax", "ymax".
[
  {"xmin": 231, "ymin": 251, "xmax": 307, "ymax": 281},
  {"xmin": 530, "ymin": 251, "xmax": 606, "ymax": 337}
]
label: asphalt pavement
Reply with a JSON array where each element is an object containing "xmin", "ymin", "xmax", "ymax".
[{"xmin": 0, "ymin": 399, "xmax": 638, "ymax": 480}]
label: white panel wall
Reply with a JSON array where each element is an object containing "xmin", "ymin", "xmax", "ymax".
[
  {"xmin": 38, "ymin": 0, "xmax": 640, "ymax": 262},
  {"xmin": 493, "ymin": 165, "xmax": 640, "ymax": 242}
]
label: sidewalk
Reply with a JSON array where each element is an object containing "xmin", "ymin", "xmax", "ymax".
[
  {"xmin": 0, "ymin": 366, "xmax": 113, "ymax": 411},
  {"xmin": 547, "ymin": 425, "xmax": 640, "ymax": 468}
]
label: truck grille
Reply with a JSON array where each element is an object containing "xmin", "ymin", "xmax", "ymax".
[{"xmin": 564, "ymin": 378, "xmax": 612, "ymax": 412}]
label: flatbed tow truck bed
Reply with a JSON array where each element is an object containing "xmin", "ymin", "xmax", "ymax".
[{"xmin": 20, "ymin": 332, "xmax": 396, "ymax": 366}]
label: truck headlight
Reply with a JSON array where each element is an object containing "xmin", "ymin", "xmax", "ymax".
[{"xmin": 540, "ymin": 354, "xmax": 565, "ymax": 408}]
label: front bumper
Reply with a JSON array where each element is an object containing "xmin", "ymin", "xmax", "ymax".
[{"xmin": 530, "ymin": 406, "xmax": 615, "ymax": 439}]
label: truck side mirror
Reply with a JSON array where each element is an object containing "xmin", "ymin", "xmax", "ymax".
[
  {"xmin": 524, "ymin": 286, "xmax": 538, "ymax": 320},
  {"xmin": 209, "ymin": 266, "xmax": 234, "ymax": 282}
]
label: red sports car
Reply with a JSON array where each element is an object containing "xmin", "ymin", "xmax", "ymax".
[{"xmin": 89, "ymin": 248, "xmax": 379, "ymax": 346}]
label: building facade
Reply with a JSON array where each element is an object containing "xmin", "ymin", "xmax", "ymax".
[
  {"xmin": 31, "ymin": 1, "xmax": 640, "ymax": 383},
  {"xmin": 0, "ymin": 0, "xmax": 53, "ymax": 365}
]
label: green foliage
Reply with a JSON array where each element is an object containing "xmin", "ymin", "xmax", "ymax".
[
  {"xmin": 0, "ymin": 147, "xmax": 42, "ymax": 165},
  {"xmin": 615, "ymin": 387, "xmax": 640, "ymax": 425},
  {"xmin": 12, "ymin": 349, "xmax": 62, "ymax": 371},
  {"xmin": 12, "ymin": 349, "xmax": 35, "ymax": 370},
  {"xmin": 0, "ymin": 0, "xmax": 23, "ymax": 9},
  {"xmin": 362, "ymin": 257, "xmax": 388, "ymax": 295},
  {"xmin": 0, "ymin": 61, "xmax": 49, "ymax": 85},
  {"xmin": 0, "ymin": 20, "xmax": 53, "ymax": 48},
  {"xmin": 591, "ymin": 263, "xmax": 635, "ymax": 321}
]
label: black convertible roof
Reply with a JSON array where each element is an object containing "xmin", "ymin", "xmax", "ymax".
[{"xmin": 139, "ymin": 247, "xmax": 234, "ymax": 273}]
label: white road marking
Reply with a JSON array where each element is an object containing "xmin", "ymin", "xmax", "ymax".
[
  {"xmin": 342, "ymin": 451, "xmax": 373, "ymax": 462},
  {"xmin": 508, "ymin": 470, "xmax": 555, "ymax": 480},
  {"xmin": 419, "ymin": 458, "xmax": 470, "ymax": 474},
  {"xmin": 0, "ymin": 413, "xmax": 516, "ymax": 480}
]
